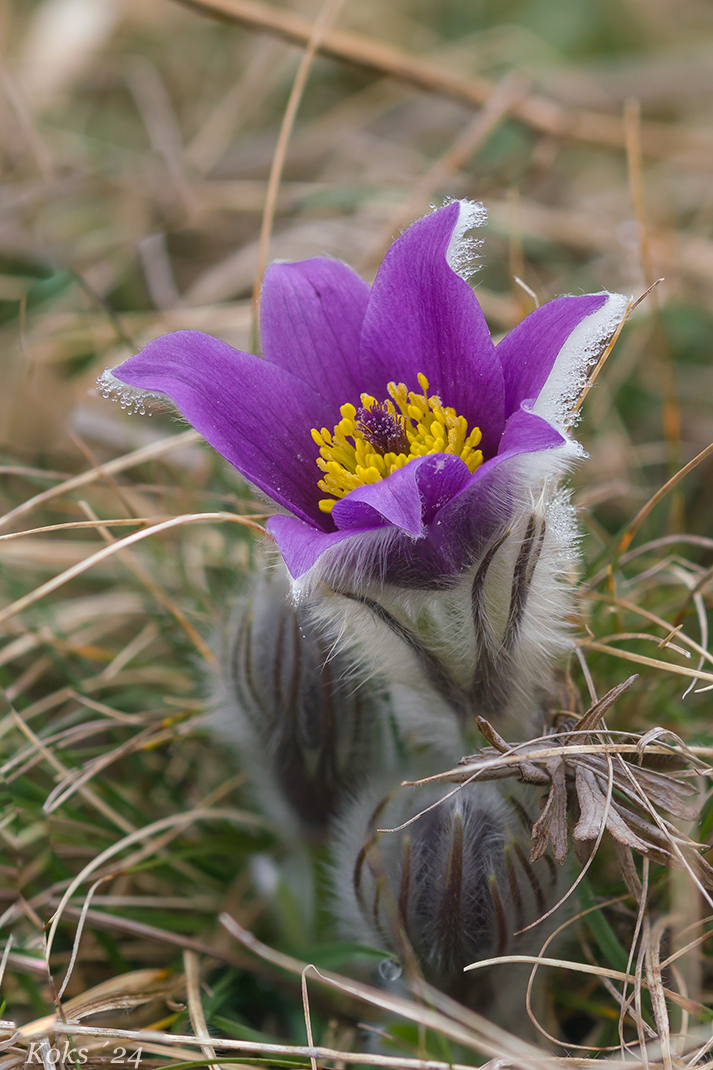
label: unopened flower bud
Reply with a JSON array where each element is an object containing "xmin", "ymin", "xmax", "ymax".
[
  {"xmin": 211, "ymin": 564, "xmax": 393, "ymax": 838},
  {"xmin": 332, "ymin": 778, "xmax": 562, "ymax": 1009}
]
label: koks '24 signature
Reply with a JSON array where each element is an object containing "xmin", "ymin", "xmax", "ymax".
[{"xmin": 26, "ymin": 1041, "xmax": 142, "ymax": 1066}]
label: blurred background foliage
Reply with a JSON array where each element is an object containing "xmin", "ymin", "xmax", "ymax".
[{"xmin": 2, "ymin": 0, "xmax": 713, "ymax": 1060}]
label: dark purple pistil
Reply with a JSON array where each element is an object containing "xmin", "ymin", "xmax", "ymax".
[{"xmin": 356, "ymin": 402, "xmax": 409, "ymax": 456}]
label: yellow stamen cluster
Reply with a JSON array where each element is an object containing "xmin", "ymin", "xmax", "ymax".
[{"xmin": 311, "ymin": 372, "xmax": 484, "ymax": 514}]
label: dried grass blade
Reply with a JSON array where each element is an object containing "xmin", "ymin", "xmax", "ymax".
[
  {"xmin": 0, "ymin": 512, "xmax": 267, "ymax": 627},
  {"xmin": 170, "ymin": 0, "xmax": 711, "ymax": 157},
  {"xmin": 19, "ymin": 969, "xmax": 182, "ymax": 1036},
  {"xmin": 590, "ymin": 593, "xmax": 713, "ymax": 675},
  {"xmin": 464, "ymin": 955, "xmax": 703, "ymax": 1017},
  {"xmin": 11, "ymin": 705, "xmax": 136, "ymax": 835},
  {"xmin": 56, "ymin": 876, "xmax": 112, "ymax": 1001},
  {"xmin": 219, "ymin": 914, "xmax": 559, "ymax": 1067},
  {"xmin": 251, "ymin": 0, "xmax": 347, "ymax": 335},
  {"xmin": 0, "ymin": 431, "xmax": 202, "ymax": 533},
  {"xmin": 59, "ymin": 906, "xmax": 254, "ymax": 972},
  {"xmin": 48, "ymin": 1021, "xmax": 516, "ymax": 1070},
  {"xmin": 581, "ymin": 641, "xmax": 713, "ymax": 684},
  {"xmin": 616, "ymin": 441, "xmax": 713, "ymax": 557},
  {"xmin": 301, "ymin": 967, "xmax": 318, "ymax": 1070},
  {"xmin": 43, "ymin": 722, "xmax": 170, "ymax": 814},
  {"xmin": 77, "ymin": 500, "xmax": 216, "ymax": 664},
  {"xmin": 184, "ymin": 951, "xmax": 222, "ymax": 1070},
  {"xmin": 0, "ymin": 518, "xmax": 173, "ymax": 542},
  {"xmin": 46, "ymin": 808, "xmax": 265, "ymax": 963},
  {"xmin": 645, "ymin": 920, "xmax": 674, "ymax": 1070}
]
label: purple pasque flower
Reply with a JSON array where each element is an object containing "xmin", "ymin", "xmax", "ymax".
[
  {"xmin": 100, "ymin": 200, "xmax": 628, "ymax": 733},
  {"xmin": 100, "ymin": 200, "xmax": 624, "ymax": 584}
]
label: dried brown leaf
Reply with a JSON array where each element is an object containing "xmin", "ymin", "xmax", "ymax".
[
  {"xmin": 518, "ymin": 760, "xmax": 552, "ymax": 784},
  {"xmin": 530, "ymin": 758, "xmax": 568, "ymax": 864},
  {"xmin": 474, "ymin": 716, "xmax": 509, "ymax": 753},
  {"xmin": 578, "ymin": 754, "xmax": 699, "ymax": 820},
  {"xmin": 619, "ymin": 765, "xmax": 699, "ymax": 821},
  {"xmin": 613, "ymin": 840, "xmax": 643, "ymax": 901},
  {"xmin": 573, "ymin": 766, "xmax": 651, "ymax": 852},
  {"xmin": 575, "ymin": 675, "xmax": 638, "ymax": 731}
]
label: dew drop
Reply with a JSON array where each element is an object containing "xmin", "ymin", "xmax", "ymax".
[
  {"xmin": 378, "ymin": 957, "xmax": 402, "ymax": 981},
  {"xmin": 98, "ymin": 373, "xmax": 154, "ymax": 416}
]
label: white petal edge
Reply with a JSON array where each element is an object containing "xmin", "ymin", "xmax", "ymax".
[
  {"xmin": 531, "ymin": 290, "xmax": 631, "ymax": 432},
  {"xmin": 445, "ymin": 197, "xmax": 488, "ymax": 281},
  {"xmin": 97, "ymin": 367, "xmax": 164, "ymax": 416}
]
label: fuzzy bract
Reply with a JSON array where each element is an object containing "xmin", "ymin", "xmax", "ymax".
[{"xmin": 100, "ymin": 200, "xmax": 628, "ymax": 733}]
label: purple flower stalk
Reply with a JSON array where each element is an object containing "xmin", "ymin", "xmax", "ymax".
[{"xmin": 100, "ymin": 200, "xmax": 628, "ymax": 732}]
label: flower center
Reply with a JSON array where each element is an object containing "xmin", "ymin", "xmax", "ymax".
[{"xmin": 311, "ymin": 372, "xmax": 484, "ymax": 514}]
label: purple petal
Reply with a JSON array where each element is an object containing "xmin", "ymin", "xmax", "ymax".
[
  {"xmin": 270, "ymin": 454, "xmax": 473, "ymax": 579},
  {"xmin": 425, "ymin": 459, "xmax": 520, "ymax": 573},
  {"xmin": 331, "ymin": 454, "xmax": 471, "ymax": 537},
  {"xmin": 496, "ymin": 293, "xmax": 610, "ymax": 417},
  {"xmin": 429, "ymin": 408, "xmax": 566, "ymax": 563},
  {"xmin": 270, "ymin": 414, "xmax": 564, "ymax": 583},
  {"xmin": 268, "ymin": 513, "xmax": 380, "ymax": 580},
  {"xmin": 110, "ymin": 330, "xmax": 334, "ymax": 528},
  {"xmin": 359, "ymin": 202, "xmax": 505, "ymax": 458},
  {"xmin": 260, "ymin": 258, "xmax": 370, "ymax": 410},
  {"xmin": 496, "ymin": 404, "xmax": 567, "ymax": 458},
  {"xmin": 445, "ymin": 407, "xmax": 565, "ymax": 516}
]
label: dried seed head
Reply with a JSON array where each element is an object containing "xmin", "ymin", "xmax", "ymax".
[
  {"xmin": 210, "ymin": 564, "xmax": 393, "ymax": 839},
  {"xmin": 333, "ymin": 777, "xmax": 563, "ymax": 1004}
]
